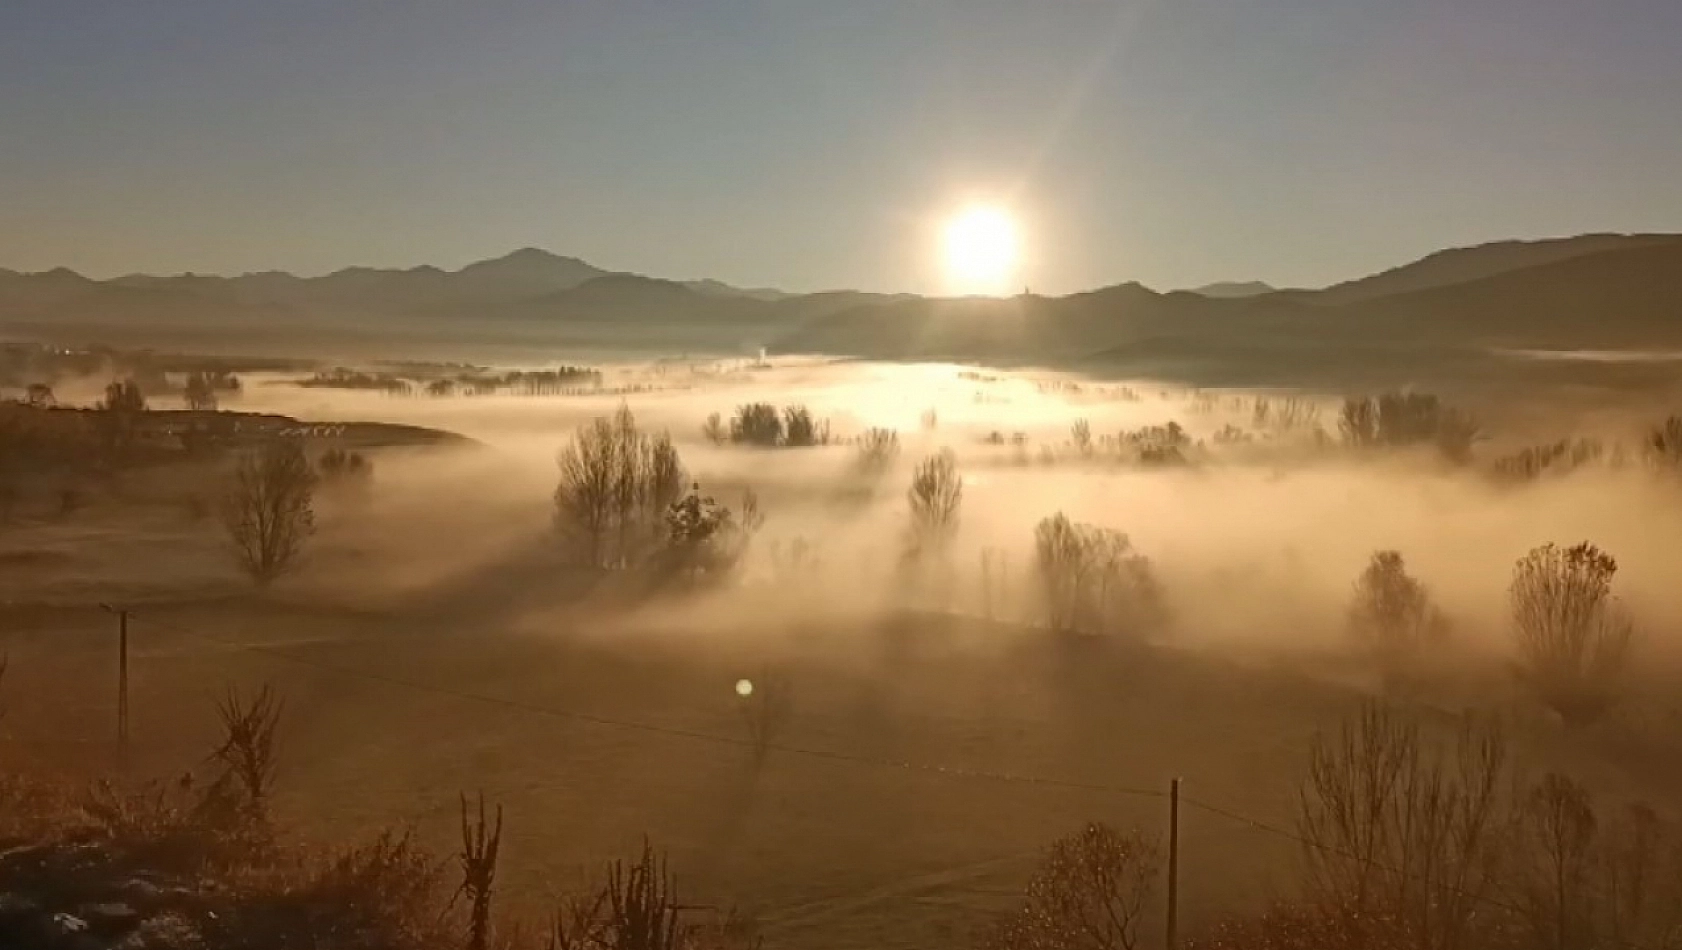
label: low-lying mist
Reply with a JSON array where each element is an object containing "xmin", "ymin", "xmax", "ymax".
[{"xmin": 221, "ymin": 358, "xmax": 1682, "ymax": 685}]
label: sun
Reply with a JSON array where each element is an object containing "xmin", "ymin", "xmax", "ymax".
[{"xmin": 942, "ymin": 205, "xmax": 1021, "ymax": 296}]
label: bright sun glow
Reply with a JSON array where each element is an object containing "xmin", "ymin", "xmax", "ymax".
[
  {"xmin": 735, "ymin": 678, "xmax": 754, "ymax": 697},
  {"xmin": 942, "ymin": 206, "xmax": 1021, "ymax": 296}
]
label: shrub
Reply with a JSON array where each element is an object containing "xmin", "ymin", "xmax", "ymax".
[
  {"xmin": 547, "ymin": 841, "xmax": 760, "ymax": 950},
  {"xmin": 1034, "ymin": 513, "xmax": 1163, "ymax": 637},
  {"xmin": 1346, "ymin": 551, "xmax": 1446, "ymax": 692},
  {"xmin": 982, "ymin": 823, "xmax": 1160, "ymax": 950},
  {"xmin": 221, "ymin": 440, "xmax": 317, "ymax": 586},
  {"xmin": 554, "ymin": 405, "xmax": 687, "ymax": 569},
  {"xmin": 1510, "ymin": 542, "xmax": 1634, "ymax": 725}
]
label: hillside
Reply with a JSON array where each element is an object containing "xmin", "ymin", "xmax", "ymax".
[
  {"xmin": 772, "ymin": 241, "xmax": 1682, "ymax": 386},
  {"xmin": 1314, "ymin": 232, "xmax": 1682, "ymax": 305}
]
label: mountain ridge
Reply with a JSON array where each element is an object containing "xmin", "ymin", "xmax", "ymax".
[{"xmin": 5, "ymin": 234, "xmax": 1682, "ymax": 365}]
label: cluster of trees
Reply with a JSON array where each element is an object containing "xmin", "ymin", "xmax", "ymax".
[
  {"xmin": 985, "ymin": 704, "xmax": 1682, "ymax": 950},
  {"xmin": 422, "ymin": 367, "xmax": 605, "ymax": 397},
  {"xmin": 1491, "ymin": 437, "xmax": 1607, "ymax": 483},
  {"xmin": 1274, "ymin": 706, "xmax": 1682, "ymax": 950},
  {"xmin": 1348, "ymin": 542, "xmax": 1635, "ymax": 725},
  {"xmin": 1340, "ymin": 392, "xmax": 1481, "ymax": 462},
  {"xmin": 299, "ymin": 366, "xmax": 605, "ymax": 398},
  {"xmin": 555, "ymin": 405, "xmax": 759, "ymax": 579},
  {"xmin": 702, "ymin": 403, "xmax": 832, "ymax": 448},
  {"xmin": 317, "ymin": 447, "xmax": 373, "ymax": 494},
  {"xmin": 181, "ymin": 369, "xmax": 240, "ymax": 410},
  {"xmin": 296, "ymin": 369, "xmax": 412, "ymax": 394},
  {"xmin": 1475, "ymin": 416, "xmax": 1682, "ymax": 484},
  {"xmin": 1033, "ymin": 513, "xmax": 1164, "ymax": 637}
]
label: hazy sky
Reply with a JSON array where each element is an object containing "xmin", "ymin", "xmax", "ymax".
[{"xmin": 4, "ymin": 0, "xmax": 1680, "ymax": 294}]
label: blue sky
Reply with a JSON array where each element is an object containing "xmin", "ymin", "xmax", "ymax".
[{"xmin": 3, "ymin": 0, "xmax": 1680, "ymax": 293}]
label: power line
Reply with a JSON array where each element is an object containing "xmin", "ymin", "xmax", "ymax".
[
  {"xmin": 117, "ymin": 607, "xmax": 1670, "ymax": 950},
  {"xmin": 125, "ymin": 609, "xmax": 1168, "ymax": 803}
]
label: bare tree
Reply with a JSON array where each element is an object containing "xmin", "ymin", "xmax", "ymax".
[
  {"xmin": 183, "ymin": 371, "xmax": 219, "ymax": 411},
  {"xmin": 983, "ymin": 823, "xmax": 1161, "ymax": 950},
  {"xmin": 555, "ymin": 405, "xmax": 687, "ymax": 569},
  {"xmin": 1510, "ymin": 542, "xmax": 1634, "ymax": 725},
  {"xmin": 1598, "ymin": 803, "xmax": 1682, "ymax": 949},
  {"xmin": 1071, "ymin": 418, "xmax": 1093, "ymax": 456},
  {"xmin": 221, "ymin": 440, "xmax": 316, "ymax": 585},
  {"xmin": 1297, "ymin": 704, "xmax": 1508, "ymax": 950},
  {"xmin": 1034, "ymin": 513, "xmax": 1162, "ymax": 637},
  {"xmin": 1649, "ymin": 416, "xmax": 1682, "ymax": 471},
  {"xmin": 701, "ymin": 412, "xmax": 727, "ymax": 446},
  {"xmin": 1510, "ymin": 773, "xmax": 1598, "ymax": 950},
  {"xmin": 1339, "ymin": 396, "xmax": 1379, "ymax": 448},
  {"xmin": 1347, "ymin": 551, "xmax": 1447, "ymax": 693},
  {"xmin": 906, "ymin": 449, "xmax": 962, "ymax": 555},
  {"xmin": 96, "ymin": 378, "xmax": 148, "ymax": 463}
]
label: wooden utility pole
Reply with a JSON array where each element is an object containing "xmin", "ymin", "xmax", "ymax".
[
  {"xmin": 1167, "ymin": 777, "xmax": 1181, "ymax": 950},
  {"xmin": 102, "ymin": 604, "xmax": 129, "ymax": 758}
]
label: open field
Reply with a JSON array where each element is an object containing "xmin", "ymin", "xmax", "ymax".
[{"xmin": 7, "ymin": 352, "xmax": 1682, "ymax": 948}]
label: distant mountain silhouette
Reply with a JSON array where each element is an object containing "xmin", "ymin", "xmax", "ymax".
[
  {"xmin": 681, "ymin": 278, "xmax": 789, "ymax": 301},
  {"xmin": 5, "ymin": 236, "xmax": 1682, "ymax": 368},
  {"xmin": 773, "ymin": 239, "xmax": 1682, "ymax": 362},
  {"xmin": 1189, "ymin": 281, "xmax": 1275, "ymax": 298},
  {"xmin": 1315, "ymin": 233, "xmax": 1680, "ymax": 305}
]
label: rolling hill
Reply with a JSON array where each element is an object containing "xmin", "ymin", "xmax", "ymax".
[{"xmin": 1314, "ymin": 232, "xmax": 1681, "ymax": 305}]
